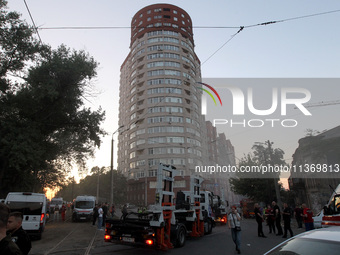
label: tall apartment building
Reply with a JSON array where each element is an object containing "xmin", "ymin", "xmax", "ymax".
[{"xmin": 117, "ymin": 4, "xmax": 208, "ymax": 205}]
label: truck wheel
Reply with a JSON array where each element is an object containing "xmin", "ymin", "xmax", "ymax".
[
  {"xmin": 173, "ymin": 224, "xmax": 186, "ymax": 248},
  {"xmin": 204, "ymin": 219, "xmax": 213, "ymax": 235}
]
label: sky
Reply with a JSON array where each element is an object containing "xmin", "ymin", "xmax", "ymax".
[{"xmin": 6, "ymin": 0, "xmax": 340, "ymax": 181}]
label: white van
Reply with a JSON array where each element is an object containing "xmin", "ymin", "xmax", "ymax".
[
  {"xmin": 72, "ymin": 195, "xmax": 96, "ymax": 222},
  {"xmin": 50, "ymin": 197, "xmax": 63, "ymax": 212},
  {"xmin": 5, "ymin": 192, "xmax": 47, "ymax": 239}
]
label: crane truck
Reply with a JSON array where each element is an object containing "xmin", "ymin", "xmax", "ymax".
[{"xmin": 104, "ymin": 163, "xmax": 216, "ymax": 250}]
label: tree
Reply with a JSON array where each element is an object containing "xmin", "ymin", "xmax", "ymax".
[
  {"xmin": 0, "ymin": 1, "xmax": 106, "ymax": 196},
  {"xmin": 230, "ymin": 141, "xmax": 287, "ymax": 204},
  {"xmin": 57, "ymin": 168, "xmax": 127, "ymax": 205}
]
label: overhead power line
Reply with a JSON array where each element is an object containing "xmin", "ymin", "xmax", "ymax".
[
  {"xmin": 23, "ymin": 0, "xmax": 43, "ymax": 44},
  {"xmin": 34, "ymin": 9, "xmax": 340, "ymax": 65},
  {"xmin": 37, "ymin": 9, "xmax": 340, "ymax": 31},
  {"xmin": 201, "ymin": 9, "xmax": 340, "ymax": 64}
]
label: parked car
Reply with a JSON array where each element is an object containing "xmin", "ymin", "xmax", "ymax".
[
  {"xmin": 312, "ymin": 210, "xmax": 324, "ymax": 228},
  {"xmin": 264, "ymin": 226, "xmax": 340, "ymax": 255}
]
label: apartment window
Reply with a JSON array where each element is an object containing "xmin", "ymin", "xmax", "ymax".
[
  {"xmin": 130, "ymin": 141, "xmax": 136, "ymax": 149},
  {"xmin": 174, "ymin": 17, "xmax": 178, "ymax": 21},
  {"xmin": 130, "ymin": 86, "xmax": 136, "ymax": 94},
  {"xmin": 148, "ymin": 116, "xmax": 183, "ymax": 124},
  {"xmin": 147, "ymin": 87, "xmax": 182, "ymax": 95},
  {"xmin": 147, "ymin": 69, "xmax": 181, "ymax": 77},
  {"xmin": 149, "ymin": 106, "xmax": 183, "ymax": 113},
  {"xmin": 136, "ymin": 139, "xmax": 145, "ymax": 145},
  {"xmin": 147, "ymin": 61, "xmax": 180, "ymax": 68},
  {"xmin": 147, "ymin": 30, "xmax": 179, "ymax": 37},
  {"xmin": 136, "ymin": 129, "xmax": 145, "ymax": 135},
  {"xmin": 136, "ymin": 160, "xmax": 145, "ymax": 166},
  {"xmin": 147, "ymin": 45, "xmax": 179, "ymax": 52},
  {"xmin": 148, "ymin": 96, "xmax": 182, "ymax": 104},
  {"xmin": 147, "ymin": 78, "xmax": 181, "ymax": 85},
  {"xmin": 173, "ymin": 10, "xmax": 177, "ymax": 14},
  {"xmin": 148, "ymin": 126, "xmax": 184, "ymax": 134},
  {"xmin": 148, "ymin": 170, "xmax": 157, "ymax": 177},
  {"xmin": 147, "ymin": 52, "xmax": 180, "ymax": 60}
]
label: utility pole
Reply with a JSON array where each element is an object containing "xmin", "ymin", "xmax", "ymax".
[
  {"xmin": 110, "ymin": 125, "xmax": 124, "ymax": 206},
  {"xmin": 266, "ymin": 140, "xmax": 283, "ymax": 208}
]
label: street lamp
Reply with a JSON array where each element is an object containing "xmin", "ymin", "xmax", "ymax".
[{"xmin": 110, "ymin": 125, "xmax": 124, "ymax": 206}]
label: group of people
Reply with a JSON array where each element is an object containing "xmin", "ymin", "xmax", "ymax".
[
  {"xmin": 92, "ymin": 202, "xmax": 115, "ymax": 230},
  {"xmin": 52, "ymin": 203, "xmax": 67, "ymax": 222},
  {"xmin": 0, "ymin": 203, "xmax": 31, "ymax": 255},
  {"xmin": 227, "ymin": 201, "xmax": 314, "ymax": 254}
]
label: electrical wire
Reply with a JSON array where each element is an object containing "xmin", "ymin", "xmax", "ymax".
[
  {"xmin": 201, "ymin": 26, "xmax": 244, "ymax": 65},
  {"xmin": 36, "ymin": 9, "xmax": 340, "ymax": 31},
  {"xmin": 201, "ymin": 9, "xmax": 340, "ymax": 65},
  {"xmin": 23, "ymin": 0, "xmax": 43, "ymax": 44}
]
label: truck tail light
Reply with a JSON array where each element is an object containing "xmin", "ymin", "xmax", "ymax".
[
  {"xmin": 146, "ymin": 239, "xmax": 154, "ymax": 245},
  {"xmin": 40, "ymin": 213, "xmax": 45, "ymax": 223},
  {"xmin": 104, "ymin": 235, "xmax": 111, "ymax": 240}
]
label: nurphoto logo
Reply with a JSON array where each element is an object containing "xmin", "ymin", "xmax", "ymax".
[{"xmin": 200, "ymin": 78, "xmax": 313, "ymax": 128}]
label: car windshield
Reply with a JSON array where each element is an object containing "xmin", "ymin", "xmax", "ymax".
[
  {"xmin": 51, "ymin": 200, "xmax": 63, "ymax": 205},
  {"xmin": 267, "ymin": 238, "xmax": 340, "ymax": 255},
  {"xmin": 75, "ymin": 201, "xmax": 94, "ymax": 209},
  {"xmin": 6, "ymin": 201, "xmax": 43, "ymax": 215}
]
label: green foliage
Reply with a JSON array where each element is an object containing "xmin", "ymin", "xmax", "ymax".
[
  {"xmin": 229, "ymin": 141, "xmax": 287, "ymax": 204},
  {"xmin": 0, "ymin": 1, "xmax": 106, "ymax": 196},
  {"xmin": 57, "ymin": 168, "xmax": 127, "ymax": 205}
]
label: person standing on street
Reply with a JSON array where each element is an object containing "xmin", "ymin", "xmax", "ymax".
[
  {"xmin": 228, "ymin": 206, "xmax": 242, "ymax": 254},
  {"xmin": 0, "ymin": 204, "xmax": 22, "ymax": 255},
  {"xmin": 294, "ymin": 204, "xmax": 303, "ymax": 228},
  {"xmin": 110, "ymin": 204, "xmax": 115, "ymax": 217},
  {"xmin": 254, "ymin": 203, "xmax": 266, "ymax": 238},
  {"xmin": 6, "ymin": 212, "xmax": 31, "ymax": 255},
  {"xmin": 92, "ymin": 204, "xmax": 99, "ymax": 226},
  {"xmin": 265, "ymin": 204, "xmax": 275, "ymax": 234},
  {"xmin": 122, "ymin": 204, "xmax": 128, "ymax": 218},
  {"xmin": 102, "ymin": 202, "xmax": 108, "ymax": 227},
  {"xmin": 282, "ymin": 203, "xmax": 293, "ymax": 238},
  {"xmin": 272, "ymin": 201, "xmax": 283, "ymax": 236},
  {"xmin": 97, "ymin": 204, "xmax": 104, "ymax": 230},
  {"xmin": 61, "ymin": 203, "xmax": 66, "ymax": 222},
  {"xmin": 301, "ymin": 203, "xmax": 314, "ymax": 231},
  {"xmin": 53, "ymin": 205, "xmax": 59, "ymax": 222}
]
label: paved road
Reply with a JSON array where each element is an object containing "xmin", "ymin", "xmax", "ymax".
[{"xmin": 30, "ymin": 213, "xmax": 306, "ymax": 255}]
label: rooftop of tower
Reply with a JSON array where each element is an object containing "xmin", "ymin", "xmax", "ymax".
[{"xmin": 130, "ymin": 3, "xmax": 194, "ymax": 48}]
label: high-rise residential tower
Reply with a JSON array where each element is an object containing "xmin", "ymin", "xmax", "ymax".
[{"xmin": 117, "ymin": 4, "xmax": 208, "ymax": 205}]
